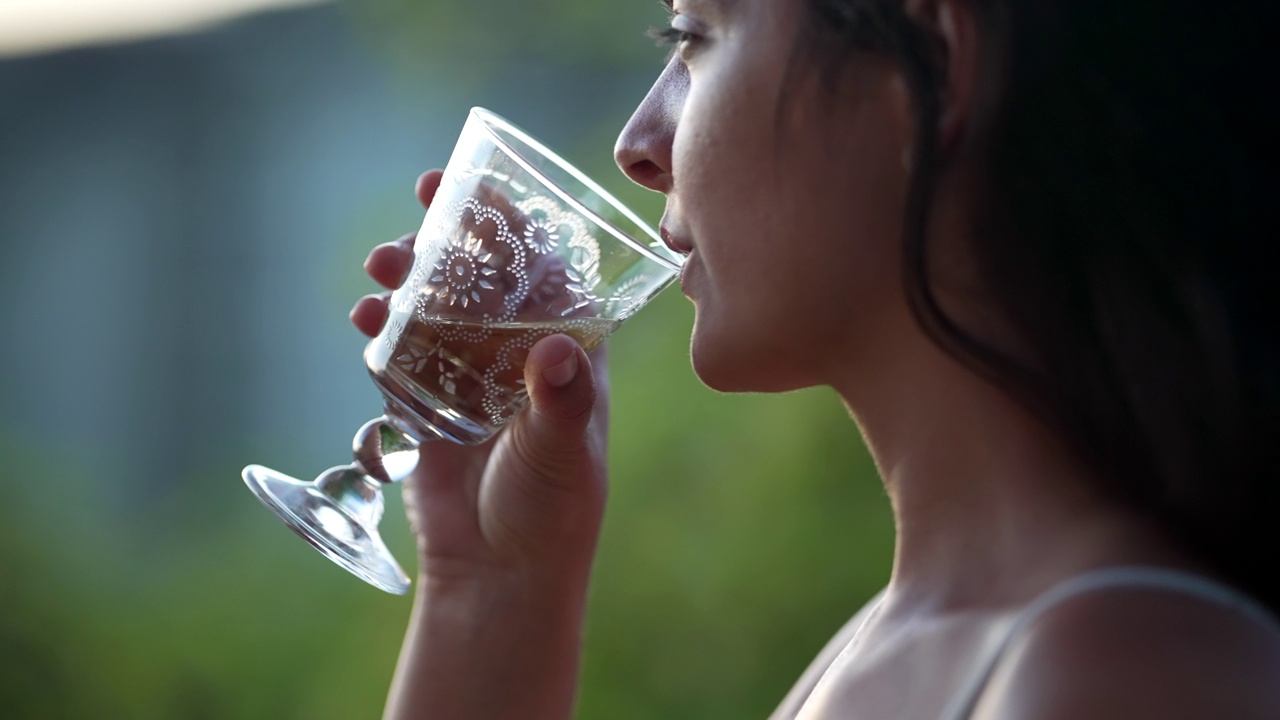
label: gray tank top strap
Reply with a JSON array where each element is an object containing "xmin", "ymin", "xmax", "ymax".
[{"xmin": 936, "ymin": 566, "xmax": 1280, "ymax": 720}]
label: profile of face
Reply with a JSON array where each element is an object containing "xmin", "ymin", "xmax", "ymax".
[{"xmin": 615, "ymin": 0, "xmax": 919, "ymax": 393}]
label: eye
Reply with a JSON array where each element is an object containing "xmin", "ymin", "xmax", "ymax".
[
  {"xmin": 647, "ymin": 14, "xmax": 702, "ymax": 62},
  {"xmin": 651, "ymin": 25, "xmax": 695, "ymax": 47}
]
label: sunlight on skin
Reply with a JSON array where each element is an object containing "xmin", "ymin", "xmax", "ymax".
[{"xmin": 0, "ymin": 0, "xmax": 336, "ymax": 58}]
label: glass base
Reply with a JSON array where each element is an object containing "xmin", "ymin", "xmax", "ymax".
[{"xmin": 243, "ymin": 464, "xmax": 410, "ymax": 595}]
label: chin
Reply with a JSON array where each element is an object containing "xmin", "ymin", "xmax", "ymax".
[{"xmin": 689, "ymin": 321, "xmax": 812, "ymax": 394}]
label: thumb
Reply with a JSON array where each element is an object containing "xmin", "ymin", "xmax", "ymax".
[{"xmin": 511, "ymin": 334, "xmax": 597, "ymax": 480}]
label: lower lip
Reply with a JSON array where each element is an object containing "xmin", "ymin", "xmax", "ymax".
[{"xmin": 678, "ymin": 251, "xmax": 697, "ymax": 295}]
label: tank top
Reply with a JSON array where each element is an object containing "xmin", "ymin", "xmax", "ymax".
[
  {"xmin": 796, "ymin": 566, "xmax": 1280, "ymax": 720},
  {"xmin": 940, "ymin": 566, "xmax": 1280, "ymax": 718}
]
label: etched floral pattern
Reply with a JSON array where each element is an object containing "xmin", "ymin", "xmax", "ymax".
[
  {"xmin": 412, "ymin": 198, "xmax": 532, "ymax": 329},
  {"xmin": 437, "ymin": 358, "xmax": 462, "ymax": 397},
  {"xmin": 603, "ymin": 274, "xmax": 649, "ymax": 319},
  {"xmin": 395, "ymin": 345, "xmax": 432, "ymax": 374},
  {"xmin": 383, "ymin": 318, "xmax": 406, "ymax": 351},
  {"xmin": 482, "ymin": 378, "xmax": 528, "ymax": 426},
  {"xmin": 382, "ymin": 166, "xmax": 665, "ymax": 429},
  {"xmin": 429, "ymin": 239, "xmax": 500, "ymax": 309},
  {"xmin": 481, "ymin": 330, "xmax": 539, "ymax": 425},
  {"xmin": 515, "ymin": 196, "xmax": 565, "ymax": 254},
  {"xmin": 562, "ymin": 233, "xmax": 602, "ymax": 315}
]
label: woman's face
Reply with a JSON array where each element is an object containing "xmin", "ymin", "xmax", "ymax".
[{"xmin": 615, "ymin": 0, "xmax": 917, "ymax": 393}]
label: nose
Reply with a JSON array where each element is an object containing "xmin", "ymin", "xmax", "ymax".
[{"xmin": 614, "ymin": 59, "xmax": 686, "ymax": 195}]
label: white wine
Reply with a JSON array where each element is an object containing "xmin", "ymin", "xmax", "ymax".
[{"xmin": 367, "ymin": 316, "xmax": 618, "ymax": 444}]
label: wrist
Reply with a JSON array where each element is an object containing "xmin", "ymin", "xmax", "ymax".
[
  {"xmin": 417, "ymin": 559, "xmax": 590, "ymax": 634},
  {"xmin": 392, "ymin": 568, "xmax": 589, "ymax": 720},
  {"xmin": 416, "ymin": 523, "xmax": 601, "ymax": 599}
]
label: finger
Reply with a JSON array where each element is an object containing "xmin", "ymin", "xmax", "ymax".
[
  {"xmin": 349, "ymin": 292, "xmax": 391, "ymax": 337},
  {"xmin": 403, "ymin": 437, "xmax": 495, "ymax": 565},
  {"xmin": 364, "ymin": 233, "xmax": 416, "ymax": 289},
  {"xmin": 509, "ymin": 334, "xmax": 598, "ymax": 485},
  {"xmin": 416, "ymin": 170, "xmax": 444, "ymax": 209},
  {"xmin": 586, "ymin": 344, "xmax": 610, "ymax": 437}
]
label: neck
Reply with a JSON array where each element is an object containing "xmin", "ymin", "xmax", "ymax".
[{"xmin": 831, "ymin": 321, "xmax": 1175, "ymax": 615}]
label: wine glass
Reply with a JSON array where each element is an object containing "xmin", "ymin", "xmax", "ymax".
[{"xmin": 242, "ymin": 108, "xmax": 682, "ymax": 594}]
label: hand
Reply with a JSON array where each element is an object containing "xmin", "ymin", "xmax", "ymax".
[
  {"xmin": 356, "ymin": 171, "xmax": 610, "ymax": 719},
  {"xmin": 351, "ymin": 169, "xmax": 611, "ymax": 590}
]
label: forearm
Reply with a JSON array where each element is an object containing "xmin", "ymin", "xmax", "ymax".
[{"xmin": 382, "ymin": 572, "xmax": 589, "ymax": 720}]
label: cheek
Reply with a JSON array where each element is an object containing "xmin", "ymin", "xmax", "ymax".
[
  {"xmin": 675, "ymin": 55, "xmax": 914, "ymax": 390},
  {"xmin": 689, "ymin": 132, "xmax": 912, "ymax": 388},
  {"xmin": 771, "ymin": 76, "xmax": 914, "ymax": 315},
  {"xmin": 670, "ymin": 41, "xmax": 786, "ymax": 201}
]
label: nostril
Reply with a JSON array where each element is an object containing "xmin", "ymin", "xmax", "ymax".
[
  {"xmin": 623, "ymin": 158, "xmax": 670, "ymax": 193},
  {"xmin": 628, "ymin": 159, "xmax": 661, "ymax": 181}
]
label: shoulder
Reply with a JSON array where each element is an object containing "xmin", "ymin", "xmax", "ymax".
[
  {"xmin": 768, "ymin": 591, "xmax": 884, "ymax": 720},
  {"xmin": 973, "ymin": 581, "xmax": 1280, "ymax": 720}
]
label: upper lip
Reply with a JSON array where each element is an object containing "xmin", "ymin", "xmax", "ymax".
[{"xmin": 659, "ymin": 222, "xmax": 694, "ymax": 256}]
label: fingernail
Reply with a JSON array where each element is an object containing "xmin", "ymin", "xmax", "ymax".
[{"xmin": 541, "ymin": 349, "xmax": 579, "ymax": 389}]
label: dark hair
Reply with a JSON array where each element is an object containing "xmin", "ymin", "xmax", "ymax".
[{"xmin": 801, "ymin": 0, "xmax": 1280, "ymax": 610}]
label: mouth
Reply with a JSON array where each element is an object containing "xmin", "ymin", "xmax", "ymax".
[{"xmin": 659, "ymin": 224, "xmax": 694, "ymax": 256}]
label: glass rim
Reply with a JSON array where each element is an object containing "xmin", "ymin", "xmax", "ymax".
[{"xmin": 469, "ymin": 107, "xmax": 683, "ymax": 273}]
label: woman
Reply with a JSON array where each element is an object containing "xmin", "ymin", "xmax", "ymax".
[{"xmin": 350, "ymin": 0, "xmax": 1280, "ymax": 717}]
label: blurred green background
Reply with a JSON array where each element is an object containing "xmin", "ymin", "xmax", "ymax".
[{"xmin": 0, "ymin": 1, "xmax": 891, "ymax": 717}]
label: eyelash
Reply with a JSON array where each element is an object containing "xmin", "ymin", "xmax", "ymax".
[
  {"xmin": 647, "ymin": 19, "xmax": 698, "ymax": 61},
  {"xmin": 649, "ymin": 25, "xmax": 693, "ymax": 47}
]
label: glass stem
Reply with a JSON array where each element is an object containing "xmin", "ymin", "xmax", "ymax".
[{"xmin": 352, "ymin": 415, "xmax": 421, "ymax": 484}]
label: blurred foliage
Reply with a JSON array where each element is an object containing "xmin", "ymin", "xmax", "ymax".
[
  {"xmin": 582, "ymin": 292, "xmax": 893, "ymax": 718},
  {"xmin": 0, "ymin": 299, "xmax": 890, "ymax": 720},
  {"xmin": 0, "ymin": 1, "xmax": 893, "ymax": 718}
]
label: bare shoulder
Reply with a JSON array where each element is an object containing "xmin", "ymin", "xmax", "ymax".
[
  {"xmin": 973, "ymin": 584, "xmax": 1280, "ymax": 720},
  {"xmin": 768, "ymin": 591, "xmax": 884, "ymax": 720}
]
